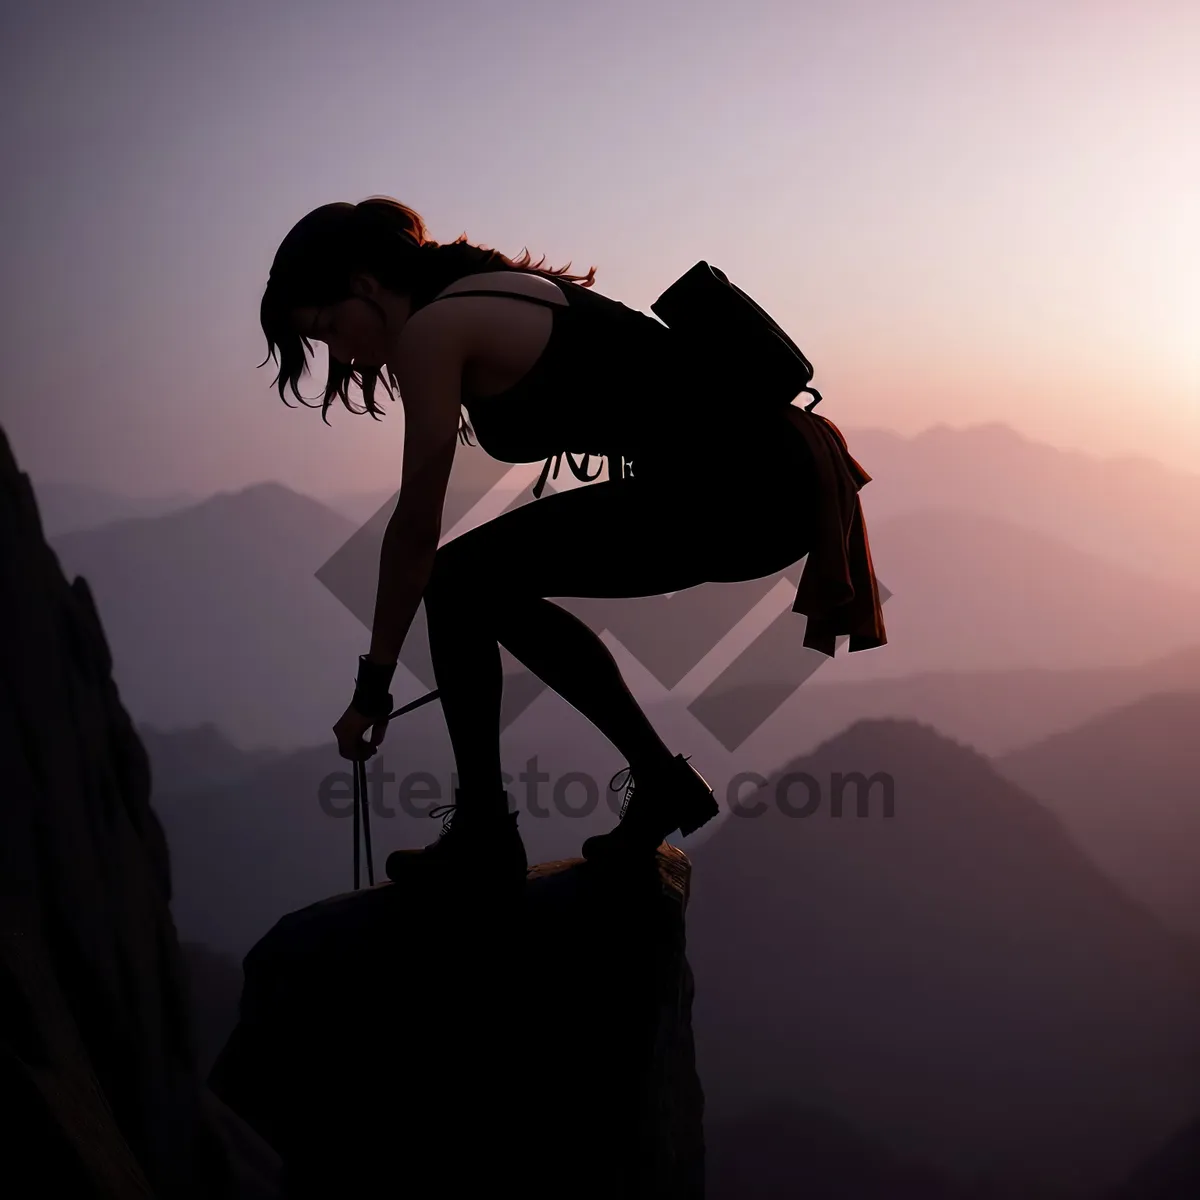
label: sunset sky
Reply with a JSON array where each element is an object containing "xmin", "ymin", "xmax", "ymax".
[{"xmin": 2, "ymin": 0, "xmax": 1196, "ymax": 497}]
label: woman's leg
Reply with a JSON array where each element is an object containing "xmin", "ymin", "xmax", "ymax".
[{"xmin": 423, "ymin": 452, "xmax": 814, "ymax": 803}]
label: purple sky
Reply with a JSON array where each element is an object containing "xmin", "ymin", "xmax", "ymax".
[{"xmin": 2, "ymin": 0, "xmax": 1197, "ymax": 497}]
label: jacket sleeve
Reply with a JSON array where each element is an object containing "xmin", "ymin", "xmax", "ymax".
[{"xmin": 785, "ymin": 408, "xmax": 888, "ymax": 657}]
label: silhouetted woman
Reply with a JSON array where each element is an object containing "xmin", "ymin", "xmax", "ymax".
[{"xmin": 259, "ymin": 196, "xmax": 885, "ymax": 884}]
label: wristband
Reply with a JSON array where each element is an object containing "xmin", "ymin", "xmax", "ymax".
[
  {"xmin": 356, "ymin": 654, "xmax": 397, "ymax": 689},
  {"xmin": 352, "ymin": 655, "xmax": 396, "ymax": 721},
  {"xmin": 351, "ymin": 685, "xmax": 394, "ymax": 722}
]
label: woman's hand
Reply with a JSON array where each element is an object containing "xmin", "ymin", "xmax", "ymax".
[{"xmin": 333, "ymin": 703, "xmax": 389, "ymax": 761}]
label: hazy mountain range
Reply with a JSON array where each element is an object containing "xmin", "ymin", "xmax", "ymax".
[
  {"xmin": 41, "ymin": 418, "xmax": 1200, "ymax": 582},
  {"xmin": 758, "ymin": 643, "xmax": 1200, "ymax": 753},
  {"xmin": 138, "ymin": 668, "xmax": 1200, "ymax": 960},
  {"xmin": 48, "ymin": 482, "xmax": 363, "ymax": 750},
  {"xmin": 30, "ymin": 480, "xmax": 201, "ymax": 536},
  {"xmin": 994, "ymin": 690, "xmax": 1200, "ymax": 943},
  {"xmin": 686, "ymin": 718, "xmax": 1200, "ymax": 1198},
  {"xmin": 803, "ymin": 505, "xmax": 1200, "ymax": 681},
  {"xmin": 841, "ymin": 421, "xmax": 1200, "ymax": 592},
  {"xmin": 39, "ymin": 421, "xmax": 1200, "ymax": 751}
]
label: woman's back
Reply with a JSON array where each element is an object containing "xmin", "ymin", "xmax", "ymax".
[{"xmin": 420, "ymin": 271, "xmax": 721, "ymax": 477}]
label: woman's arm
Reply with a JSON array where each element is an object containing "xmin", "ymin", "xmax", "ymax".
[{"xmin": 364, "ymin": 309, "xmax": 467, "ymax": 665}]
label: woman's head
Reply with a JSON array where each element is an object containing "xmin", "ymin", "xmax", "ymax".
[
  {"xmin": 258, "ymin": 197, "xmax": 430, "ymax": 425},
  {"xmin": 258, "ymin": 196, "xmax": 599, "ymax": 431}
]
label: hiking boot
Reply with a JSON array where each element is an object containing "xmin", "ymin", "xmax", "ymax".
[
  {"xmin": 581, "ymin": 754, "xmax": 719, "ymax": 862},
  {"xmin": 385, "ymin": 789, "xmax": 528, "ymax": 887}
]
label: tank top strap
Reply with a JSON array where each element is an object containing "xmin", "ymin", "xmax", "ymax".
[
  {"xmin": 425, "ymin": 284, "xmax": 644, "ymax": 499},
  {"xmin": 422, "ymin": 289, "xmax": 570, "ymax": 312}
]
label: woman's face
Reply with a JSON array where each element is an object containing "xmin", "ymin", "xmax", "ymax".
[{"xmin": 291, "ymin": 273, "xmax": 409, "ymax": 368}]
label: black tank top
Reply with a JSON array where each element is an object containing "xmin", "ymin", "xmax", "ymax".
[{"xmin": 421, "ymin": 277, "xmax": 709, "ymax": 497}]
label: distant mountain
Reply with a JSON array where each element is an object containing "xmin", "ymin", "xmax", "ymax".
[
  {"xmin": 810, "ymin": 507, "xmax": 1200, "ymax": 681},
  {"xmin": 323, "ymin": 481, "xmax": 530, "ymax": 527},
  {"xmin": 703, "ymin": 644, "xmax": 1200, "ymax": 761},
  {"xmin": 687, "ymin": 718, "xmax": 1200, "ymax": 1197},
  {"xmin": 28, "ymin": 480, "xmax": 199, "ymax": 536},
  {"xmin": 139, "ymin": 723, "xmax": 280, "ymax": 795},
  {"xmin": 841, "ymin": 421, "xmax": 1200, "ymax": 591},
  {"xmin": 994, "ymin": 691, "xmax": 1200, "ymax": 943},
  {"xmin": 49, "ymin": 482, "xmax": 365, "ymax": 750},
  {"xmin": 321, "ymin": 488, "xmax": 396, "ymax": 525}
]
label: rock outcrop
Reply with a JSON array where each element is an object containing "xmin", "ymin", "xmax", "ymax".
[
  {"xmin": 210, "ymin": 848, "xmax": 705, "ymax": 1198},
  {"xmin": 0, "ymin": 428, "xmax": 280, "ymax": 1198}
]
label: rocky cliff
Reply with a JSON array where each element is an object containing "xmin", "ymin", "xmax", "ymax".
[
  {"xmin": 0, "ymin": 428, "xmax": 280, "ymax": 1198},
  {"xmin": 210, "ymin": 848, "xmax": 705, "ymax": 1198}
]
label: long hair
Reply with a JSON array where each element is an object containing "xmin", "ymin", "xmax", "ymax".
[{"xmin": 258, "ymin": 196, "xmax": 598, "ymax": 444}]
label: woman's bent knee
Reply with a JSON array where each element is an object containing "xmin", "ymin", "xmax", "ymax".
[
  {"xmin": 424, "ymin": 542, "xmax": 473, "ymax": 611},
  {"xmin": 425, "ymin": 535, "xmax": 513, "ymax": 618}
]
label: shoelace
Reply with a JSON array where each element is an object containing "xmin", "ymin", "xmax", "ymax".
[
  {"xmin": 348, "ymin": 758, "xmax": 456, "ymax": 890},
  {"xmin": 609, "ymin": 765, "xmax": 636, "ymax": 819},
  {"xmin": 608, "ymin": 755, "xmax": 695, "ymax": 821},
  {"xmin": 427, "ymin": 803, "xmax": 458, "ymax": 839}
]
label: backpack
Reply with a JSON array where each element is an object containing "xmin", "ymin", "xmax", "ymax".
[
  {"xmin": 531, "ymin": 261, "xmax": 822, "ymax": 498},
  {"xmin": 650, "ymin": 261, "xmax": 823, "ymax": 413}
]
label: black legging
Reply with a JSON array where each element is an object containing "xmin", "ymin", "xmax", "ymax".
[{"xmin": 422, "ymin": 413, "xmax": 818, "ymax": 798}]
